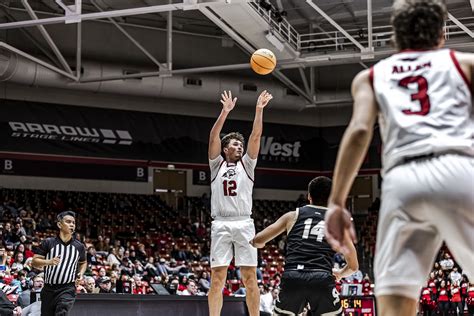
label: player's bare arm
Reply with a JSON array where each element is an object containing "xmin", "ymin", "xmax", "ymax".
[
  {"xmin": 250, "ymin": 211, "xmax": 295, "ymax": 248},
  {"xmin": 326, "ymin": 69, "xmax": 378, "ymax": 255},
  {"xmin": 454, "ymin": 51, "xmax": 474, "ymax": 84},
  {"xmin": 455, "ymin": 51, "xmax": 474, "ymax": 97},
  {"xmin": 332, "ymin": 231, "xmax": 359, "ymax": 281},
  {"xmin": 247, "ymin": 90, "xmax": 273, "ymax": 159},
  {"xmin": 209, "ymin": 90, "xmax": 237, "ymax": 160},
  {"xmin": 32, "ymin": 254, "xmax": 61, "ymax": 269}
]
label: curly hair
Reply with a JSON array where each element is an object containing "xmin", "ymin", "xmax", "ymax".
[
  {"xmin": 221, "ymin": 132, "xmax": 245, "ymax": 149},
  {"xmin": 391, "ymin": 0, "xmax": 447, "ymax": 50}
]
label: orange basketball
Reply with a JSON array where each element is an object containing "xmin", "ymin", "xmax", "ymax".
[{"xmin": 250, "ymin": 49, "xmax": 277, "ymax": 75}]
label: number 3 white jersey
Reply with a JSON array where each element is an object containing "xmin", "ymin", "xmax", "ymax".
[
  {"xmin": 209, "ymin": 154, "xmax": 256, "ymax": 218},
  {"xmin": 371, "ymin": 48, "xmax": 473, "ymax": 173}
]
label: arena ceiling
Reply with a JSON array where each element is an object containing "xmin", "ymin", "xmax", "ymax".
[{"xmin": 0, "ymin": 0, "xmax": 472, "ymax": 110}]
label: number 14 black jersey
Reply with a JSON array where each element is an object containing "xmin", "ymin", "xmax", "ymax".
[{"xmin": 284, "ymin": 205, "xmax": 335, "ymax": 272}]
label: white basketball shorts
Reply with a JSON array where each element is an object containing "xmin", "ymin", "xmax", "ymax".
[
  {"xmin": 210, "ymin": 217, "xmax": 258, "ymax": 268},
  {"xmin": 375, "ymin": 154, "xmax": 474, "ymax": 300}
]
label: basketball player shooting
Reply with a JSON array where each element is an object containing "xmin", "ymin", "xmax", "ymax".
[
  {"xmin": 251, "ymin": 177, "xmax": 359, "ymax": 316},
  {"xmin": 207, "ymin": 90, "xmax": 273, "ymax": 316},
  {"xmin": 324, "ymin": 1, "xmax": 474, "ymax": 316}
]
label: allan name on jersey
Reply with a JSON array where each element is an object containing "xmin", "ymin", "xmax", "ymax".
[{"xmin": 392, "ymin": 62, "xmax": 431, "ymax": 74}]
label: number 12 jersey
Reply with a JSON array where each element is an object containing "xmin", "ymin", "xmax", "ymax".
[
  {"xmin": 371, "ymin": 48, "xmax": 473, "ymax": 174},
  {"xmin": 209, "ymin": 154, "xmax": 256, "ymax": 218}
]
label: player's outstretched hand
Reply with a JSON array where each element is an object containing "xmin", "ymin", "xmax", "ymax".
[
  {"xmin": 256, "ymin": 90, "xmax": 273, "ymax": 109},
  {"xmin": 220, "ymin": 90, "xmax": 237, "ymax": 112},
  {"xmin": 325, "ymin": 203, "xmax": 356, "ymax": 256}
]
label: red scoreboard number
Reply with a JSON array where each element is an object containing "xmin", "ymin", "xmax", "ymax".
[{"xmin": 341, "ymin": 296, "xmax": 376, "ymax": 316}]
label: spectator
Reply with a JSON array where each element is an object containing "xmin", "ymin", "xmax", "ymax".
[
  {"xmin": 136, "ymin": 244, "xmax": 147, "ymax": 263},
  {"xmin": 95, "ymin": 235, "xmax": 107, "ymax": 252},
  {"xmin": 157, "ymin": 258, "xmax": 169, "ymax": 277},
  {"xmin": 107, "ymin": 247, "xmax": 121, "ymax": 266},
  {"xmin": 84, "ymin": 276, "xmax": 99, "ymax": 294},
  {"xmin": 0, "ymin": 246, "xmax": 6, "ymax": 267},
  {"xmin": 98, "ymin": 277, "xmax": 113, "ymax": 293},
  {"xmin": 419, "ymin": 287, "xmax": 435, "ymax": 316},
  {"xmin": 23, "ymin": 242, "xmax": 34, "ymax": 259},
  {"xmin": 132, "ymin": 275, "xmax": 147, "ymax": 295},
  {"xmin": 438, "ymin": 280, "xmax": 450, "ymax": 316},
  {"xmin": 167, "ymin": 277, "xmax": 180, "ymax": 295},
  {"xmin": 450, "ymin": 280, "xmax": 463, "ymax": 316},
  {"xmin": 17, "ymin": 275, "xmax": 44, "ymax": 308},
  {"xmin": 259, "ymin": 285, "xmax": 274, "ymax": 316},
  {"xmin": 198, "ymin": 271, "xmax": 210, "ymax": 293},
  {"xmin": 96, "ymin": 267, "xmax": 107, "ymax": 283},
  {"xmin": 2, "ymin": 223, "xmax": 15, "ymax": 248},
  {"xmin": 10, "ymin": 252, "xmax": 24, "ymax": 272},
  {"xmin": 440, "ymin": 253, "xmax": 454, "ymax": 271},
  {"xmin": 86, "ymin": 247, "xmax": 99, "ymax": 266},
  {"xmin": 467, "ymin": 283, "xmax": 474, "ymax": 315},
  {"xmin": 171, "ymin": 244, "xmax": 187, "ymax": 262},
  {"xmin": 0, "ymin": 287, "xmax": 22, "ymax": 316},
  {"xmin": 14, "ymin": 220, "xmax": 27, "ymax": 244},
  {"xmin": 449, "ymin": 267, "xmax": 462, "ymax": 285},
  {"xmin": 37, "ymin": 214, "xmax": 53, "ymax": 231},
  {"xmin": 461, "ymin": 275, "xmax": 469, "ymax": 313},
  {"xmin": 144, "ymin": 257, "xmax": 159, "ymax": 278},
  {"xmin": 178, "ymin": 279, "xmax": 201, "ymax": 296}
]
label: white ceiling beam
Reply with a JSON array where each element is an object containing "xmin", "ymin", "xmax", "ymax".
[
  {"xmin": 76, "ymin": 21, "xmax": 81, "ymax": 79},
  {"xmin": 305, "ymin": 0, "xmax": 365, "ymax": 51},
  {"xmin": 0, "ymin": 42, "xmax": 77, "ymax": 81},
  {"xmin": 21, "ymin": 0, "xmax": 73, "ymax": 74},
  {"xmin": 0, "ymin": 2, "xmax": 186, "ymax": 29},
  {"xmin": 367, "ymin": 0, "xmax": 373, "ymax": 50},
  {"xmin": 448, "ymin": 12, "xmax": 474, "ymax": 38},
  {"xmin": 90, "ymin": 0, "xmax": 167, "ymax": 70},
  {"xmin": 298, "ymin": 68, "xmax": 311, "ymax": 97},
  {"xmin": 167, "ymin": 0, "xmax": 173, "ymax": 71}
]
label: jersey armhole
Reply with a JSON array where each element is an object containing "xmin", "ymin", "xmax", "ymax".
[
  {"xmin": 449, "ymin": 50, "xmax": 471, "ymax": 91},
  {"xmin": 210, "ymin": 159, "xmax": 225, "ymax": 183},
  {"xmin": 286, "ymin": 208, "xmax": 299, "ymax": 235},
  {"xmin": 240, "ymin": 156, "xmax": 255, "ymax": 182},
  {"xmin": 369, "ymin": 66, "xmax": 374, "ymax": 90}
]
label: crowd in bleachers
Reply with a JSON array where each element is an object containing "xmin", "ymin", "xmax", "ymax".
[
  {"xmin": 356, "ymin": 202, "xmax": 474, "ymax": 315},
  {"xmin": 418, "ymin": 248, "xmax": 474, "ymax": 316},
  {"xmin": 6, "ymin": 188, "xmax": 471, "ymax": 315}
]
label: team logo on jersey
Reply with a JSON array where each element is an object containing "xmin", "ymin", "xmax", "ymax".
[{"xmin": 222, "ymin": 168, "xmax": 236, "ymax": 179}]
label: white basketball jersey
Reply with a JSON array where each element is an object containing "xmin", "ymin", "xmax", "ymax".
[
  {"xmin": 372, "ymin": 48, "xmax": 473, "ymax": 173},
  {"xmin": 209, "ymin": 154, "xmax": 256, "ymax": 218}
]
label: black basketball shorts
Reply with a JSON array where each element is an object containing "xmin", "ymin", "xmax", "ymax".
[{"xmin": 274, "ymin": 270, "xmax": 342, "ymax": 316}]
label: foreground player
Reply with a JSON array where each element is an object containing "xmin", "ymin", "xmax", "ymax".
[
  {"xmin": 325, "ymin": 1, "xmax": 474, "ymax": 316},
  {"xmin": 251, "ymin": 177, "xmax": 358, "ymax": 315},
  {"xmin": 208, "ymin": 90, "xmax": 273, "ymax": 316}
]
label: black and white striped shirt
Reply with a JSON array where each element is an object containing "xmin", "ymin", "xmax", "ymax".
[{"xmin": 35, "ymin": 236, "xmax": 86, "ymax": 285}]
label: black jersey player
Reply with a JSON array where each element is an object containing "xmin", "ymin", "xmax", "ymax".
[{"xmin": 251, "ymin": 177, "xmax": 358, "ymax": 315}]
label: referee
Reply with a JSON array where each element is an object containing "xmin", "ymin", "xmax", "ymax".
[{"xmin": 32, "ymin": 211, "xmax": 87, "ymax": 316}]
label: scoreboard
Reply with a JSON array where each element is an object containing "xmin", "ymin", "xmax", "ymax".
[{"xmin": 341, "ymin": 296, "xmax": 376, "ymax": 316}]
